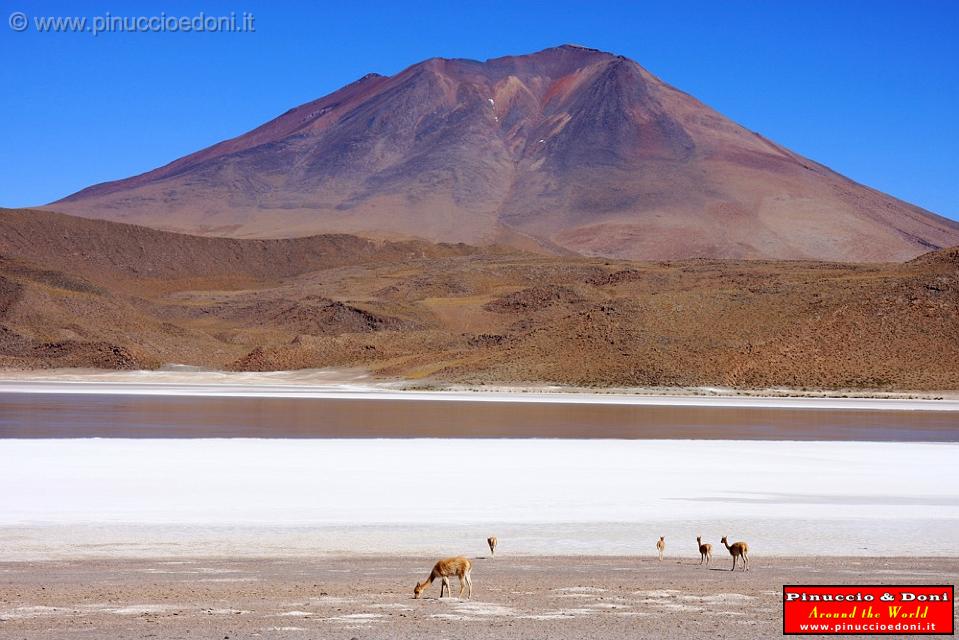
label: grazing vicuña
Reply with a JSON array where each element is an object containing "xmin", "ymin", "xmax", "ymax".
[{"xmin": 414, "ymin": 556, "xmax": 473, "ymax": 599}]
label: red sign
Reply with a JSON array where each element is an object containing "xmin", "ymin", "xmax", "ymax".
[{"xmin": 783, "ymin": 585, "xmax": 954, "ymax": 635}]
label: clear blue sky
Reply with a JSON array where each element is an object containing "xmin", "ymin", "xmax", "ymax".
[{"xmin": 1, "ymin": 0, "xmax": 957, "ymax": 219}]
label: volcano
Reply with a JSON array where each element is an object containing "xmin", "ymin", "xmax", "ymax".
[{"xmin": 48, "ymin": 45, "xmax": 959, "ymax": 261}]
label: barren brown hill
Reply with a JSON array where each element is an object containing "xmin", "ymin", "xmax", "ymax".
[
  {"xmin": 2, "ymin": 208, "xmax": 957, "ymax": 390},
  {"xmin": 0, "ymin": 208, "xmax": 481, "ymax": 291},
  {"xmin": 47, "ymin": 45, "xmax": 959, "ymax": 262}
]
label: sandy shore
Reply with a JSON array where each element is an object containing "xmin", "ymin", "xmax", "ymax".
[
  {"xmin": 2, "ymin": 555, "xmax": 955, "ymax": 639},
  {"xmin": 1, "ymin": 368, "xmax": 957, "ymax": 408},
  {"xmin": 2, "ymin": 380, "xmax": 959, "ymax": 413}
]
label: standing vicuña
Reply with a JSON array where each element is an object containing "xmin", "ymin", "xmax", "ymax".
[
  {"xmin": 487, "ymin": 536, "xmax": 497, "ymax": 557},
  {"xmin": 656, "ymin": 536, "xmax": 665, "ymax": 561},
  {"xmin": 413, "ymin": 556, "xmax": 473, "ymax": 599},
  {"xmin": 721, "ymin": 535, "xmax": 749, "ymax": 571},
  {"xmin": 696, "ymin": 536, "xmax": 712, "ymax": 565}
]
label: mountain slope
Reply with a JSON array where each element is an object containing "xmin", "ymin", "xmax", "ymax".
[
  {"xmin": 47, "ymin": 45, "xmax": 959, "ymax": 261},
  {"xmin": 1, "ymin": 208, "xmax": 957, "ymax": 388}
]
